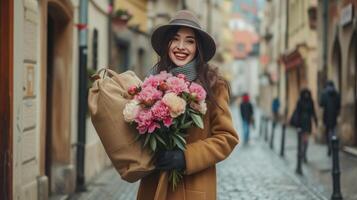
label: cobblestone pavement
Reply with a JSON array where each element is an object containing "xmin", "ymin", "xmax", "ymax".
[{"xmin": 70, "ymin": 105, "xmax": 328, "ymax": 200}]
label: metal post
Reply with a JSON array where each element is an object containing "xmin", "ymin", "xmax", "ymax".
[
  {"xmin": 264, "ymin": 117, "xmax": 268, "ymax": 142},
  {"xmin": 259, "ymin": 115, "xmax": 264, "ymax": 137},
  {"xmin": 331, "ymin": 136, "xmax": 343, "ymax": 200},
  {"xmin": 296, "ymin": 129, "xmax": 303, "ymax": 175},
  {"xmin": 76, "ymin": 0, "xmax": 88, "ymax": 192},
  {"xmin": 270, "ymin": 120, "xmax": 276, "ymax": 149},
  {"xmin": 280, "ymin": 123, "xmax": 286, "ymax": 157}
]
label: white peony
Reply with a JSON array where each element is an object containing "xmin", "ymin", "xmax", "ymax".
[
  {"xmin": 190, "ymin": 101, "xmax": 207, "ymax": 115},
  {"xmin": 162, "ymin": 93, "xmax": 186, "ymax": 118},
  {"xmin": 123, "ymin": 100, "xmax": 140, "ymax": 122}
]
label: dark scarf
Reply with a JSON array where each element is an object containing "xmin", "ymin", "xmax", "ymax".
[{"xmin": 150, "ymin": 58, "xmax": 198, "ymax": 82}]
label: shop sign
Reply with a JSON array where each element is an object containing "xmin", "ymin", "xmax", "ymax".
[{"xmin": 340, "ymin": 4, "xmax": 354, "ymax": 27}]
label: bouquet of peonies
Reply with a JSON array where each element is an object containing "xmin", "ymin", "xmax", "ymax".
[{"xmin": 123, "ymin": 71, "xmax": 207, "ymax": 189}]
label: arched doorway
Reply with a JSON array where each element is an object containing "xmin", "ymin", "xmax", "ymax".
[
  {"xmin": 331, "ymin": 38, "xmax": 342, "ymax": 94},
  {"xmin": 45, "ymin": 0, "xmax": 74, "ymax": 195}
]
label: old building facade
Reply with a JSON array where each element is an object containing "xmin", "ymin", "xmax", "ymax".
[
  {"xmin": 260, "ymin": 0, "xmax": 319, "ymax": 125},
  {"xmin": 317, "ymin": 0, "xmax": 357, "ymax": 146},
  {"xmin": 5, "ymin": 0, "xmax": 113, "ymax": 199}
]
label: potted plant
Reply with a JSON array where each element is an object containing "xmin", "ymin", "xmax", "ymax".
[{"xmin": 112, "ymin": 8, "xmax": 133, "ymax": 27}]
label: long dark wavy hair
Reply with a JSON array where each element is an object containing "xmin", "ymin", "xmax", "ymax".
[{"xmin": 152, "ymin": 26, "xmax": 230, "ymax": 108}]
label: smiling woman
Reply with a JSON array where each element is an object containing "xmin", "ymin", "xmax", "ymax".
[{"xmin": 137, "ymin": 10, "xmax": 239, "ymax": 200}]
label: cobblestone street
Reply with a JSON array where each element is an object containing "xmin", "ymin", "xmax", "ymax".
[{"xmin": 69, "ymin": 105, "xmax": 328, "ymax": 200}]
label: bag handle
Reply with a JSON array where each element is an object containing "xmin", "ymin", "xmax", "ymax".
[{"xmin": 89, "ymin": 68, "xmax": 117, "ymax": 81}]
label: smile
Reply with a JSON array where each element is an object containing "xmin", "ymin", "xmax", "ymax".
[{"xmin": 174, "ymin": 52, "xmax": 189, "ymax": 60}]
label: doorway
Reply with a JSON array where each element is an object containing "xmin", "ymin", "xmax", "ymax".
[
  {"xmin": 45, "ymin": 1, "xmax": 73, "ymax": 195},
  {"xmin": 0, "ymin": 1, "xmax": 13, "ymax": 199}
]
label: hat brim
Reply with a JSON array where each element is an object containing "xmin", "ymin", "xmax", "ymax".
[{"xmin": 151, "ymin": 23, "xmax": 216, "ymax": 62}]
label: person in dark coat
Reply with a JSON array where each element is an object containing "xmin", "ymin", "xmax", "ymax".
[
  {"xmin": 319, "ymin": 81, "xmax": 341, "ymax": 156},
  {"xmin": 295, "ymin": 89, "xmax": 318, "ymax": 162},
  {"xmin": 240, "ymin": 93, "xmax": 254, "ymax": 144}
]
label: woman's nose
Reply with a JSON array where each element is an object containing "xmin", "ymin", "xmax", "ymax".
[{"xmin": 177, "ymin": 40, "xmax": 184, "ymax": 49}]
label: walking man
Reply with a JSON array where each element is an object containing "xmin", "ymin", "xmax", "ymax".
[
  {"xmin": 319, "ymin": 81, "xmax": 341, "ymax": 156},
  {"xmin": 240, "ymin": 93, "xmax": 254, "ymax": 144}
]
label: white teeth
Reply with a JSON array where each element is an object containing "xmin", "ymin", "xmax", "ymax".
[{"xmin": 175, "ymin": 53, "xmax": 187, "ymax": 57}]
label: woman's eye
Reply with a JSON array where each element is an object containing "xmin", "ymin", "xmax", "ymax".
[{"xmin": 186, "ymin": 40, "xmax": 195, "ymax": 44}]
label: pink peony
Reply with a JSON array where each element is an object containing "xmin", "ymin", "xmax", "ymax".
[
  {"xmin": 135, "ymin": 109, "xmax": 159, "ymax": 134},
  {"xmin": 163, "ymin": 117, "xmax": 173, "ymax": 127},
  {"xmin": 135, "ymin": 85, "xmax": 163, "ymax": 104},
  {"xmin": 162, "ymin": 93, "xmax": 187, "ymax": 118},
  {"xmin": 166, "ymin": 76, "xmax": 189, "ymax": 95},
  {"xmin": 177, "ymin": 73, "xmax": 186, "ymax": 80},
  {"xmin": 151, "ymin": 100, "xmax": 170, "ymax": 120},
  {"xmin": 189, "ymin": 82, "xmax": 207, "ymax": 101},
  {"xmin": 142, "ymin": 71, "xmax": 172, "ymax": 88},
  {"xmin": 128, "ymin": 85, "xmax": 140, "ymax": 96}
]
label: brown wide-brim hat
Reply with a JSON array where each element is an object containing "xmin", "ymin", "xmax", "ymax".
[{"xmin": 151, "ymin": 10, "xmax": 216, "ymax": 62}]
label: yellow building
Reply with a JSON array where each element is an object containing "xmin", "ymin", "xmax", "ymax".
[{"xmin": 280, "ymin": 0, "xmax": 318, "ymax": 121}]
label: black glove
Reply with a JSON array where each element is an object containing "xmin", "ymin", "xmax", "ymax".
[{"xmin": 155, "ymin": 150, "xmax": 186, "ymax": 171}]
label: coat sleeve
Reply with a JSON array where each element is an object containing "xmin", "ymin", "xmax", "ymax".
[{"xmin": 184, "ymin": 81, "xmax": 239, "ymax": 175}]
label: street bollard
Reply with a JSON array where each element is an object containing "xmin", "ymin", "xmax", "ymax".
[
  {"xmin": 259, "ymin": 115, "xmax": 264, "ymax": 137},
  {"xmin": 270, "ymin": 120, "xmax": 276, "ymax": 149},
  {"xmin": 331, "ymin": 136, "xmax": 343, "ymax": 200},
  {"xmin": 280, "ymin": 123, "xmax": 286, "ymax": 157},
  {"xmin": 296, "ymin": 129, "xmax": 303, "ymax": 175},
  {"xmin": 264, "ymin": 117, "xmax": 268, "ymax": 142}
]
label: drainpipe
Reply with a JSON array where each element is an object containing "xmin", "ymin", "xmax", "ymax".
[
  {"xmin": 76, "ymin": 0, "xmax": 88, "ymax": 192},
  {"xmin": 322, "ymin": 0, "xmax": 329, "ymax": 85},
  {"xmin": 207, "ymin": 0, "xmax": 212, "ymax": 34},
  {"xmin": 108, "ymin": 0, "xmax": 113, "ymax": 65},
  {"xmin": 284, "ymin": 0, "xmax": 289, "ymax": 120},
  {"xmin": 182, "ymin": 0, "xmax": 187, "ymax": 9}
]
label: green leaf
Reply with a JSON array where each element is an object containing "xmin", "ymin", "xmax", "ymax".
[
  {"xmin": 188, "ymin": 108, "xmax": 199, "ymax": 114},
  {"xmin": 173, "ymin": 136, "xmax": 186, "ymax": 151},
  {"xmin": 155, "ymin": 134, "xmax": 167, "ymax": 146},
  {"xmin": 181, "ymin": 121, "xmax": 193, "ymax": 129},
  {"xmin": 150, "ymin": 136, "xmax": 157, "ymax": 152},
  {"xmin": 180, "ymin": 112, "xmax": 187, "ymax": 125},
  {"xmin": 191, "ymin": 113, "xmax": 204, "ymax": 129},
  {"xmin": 143, "ymin": 134, "xmax": 150, "ymax": 147},
  {"xmin": 134, "ymin": 134, "xmax": 141, "ymax": 142},
  {"xmin": 175, "ymin": 134, "xmax": 186, "ymax": 145}
]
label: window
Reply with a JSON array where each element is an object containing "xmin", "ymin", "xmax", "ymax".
[{"xmin": 237, "ymin": 43, "xmax": 245, "ymax": 52}]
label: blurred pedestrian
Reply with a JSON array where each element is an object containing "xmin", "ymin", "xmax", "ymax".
[
  {"xmin": 293, "ymin": 89, "xmax": 318, "ymax": 163},
  {"xmin": 138, "ymin": 10, "xmax": 239, "ymax": 200},
  {"xmin": 240, "ymin": 93, "xmax": 254, "ymax": 144},
  {"xmin": 319, "ymin": 81, "xmax": 341, "ymax": 156},
  {"xmin": 272, "ymin": 97, "xmax": 280, "ymax": 120},
  {"xmin": 272, "ymin": 97, "xmax": 280, "ymax": 128}
]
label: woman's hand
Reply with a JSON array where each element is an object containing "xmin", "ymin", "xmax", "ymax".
[{"xmin": 155, "ymin": 150, "xmax": 186, "ymax": 171}]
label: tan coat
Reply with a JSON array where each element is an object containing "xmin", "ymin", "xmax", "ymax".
[{"xmin": 137, "ymin": 80, "xmax": 239, "ymax": 200}]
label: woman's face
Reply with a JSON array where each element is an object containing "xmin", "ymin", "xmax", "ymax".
[{"xmin": 168, "ymin": 27, "xmax": 197, "ymax": 67}]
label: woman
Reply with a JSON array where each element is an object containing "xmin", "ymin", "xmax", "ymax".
[
  {"xmin": 295, "ymin": 89, "xmax": 318, "ymax": 163},
  {"xmin": 137, "ymin": 10, "xmax": 239, "ymax": 200}
]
